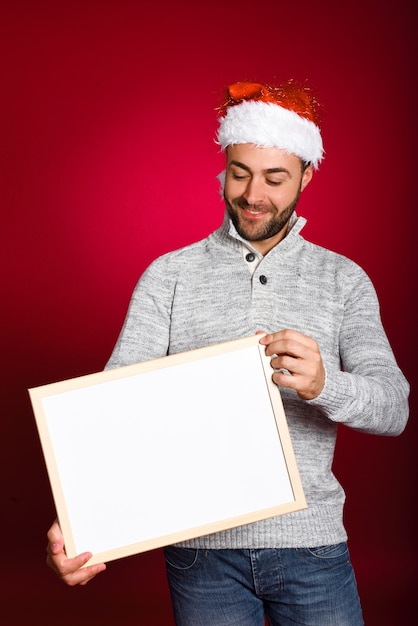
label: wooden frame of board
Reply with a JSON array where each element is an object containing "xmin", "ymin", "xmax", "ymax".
[{"xmin": 29, "ymin": 334, "xmax": 306, "ymax": 565}]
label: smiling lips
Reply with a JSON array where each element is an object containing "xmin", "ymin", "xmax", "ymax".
[{"xmin": 242, "ymin": 206, "xmax": 271, "ymax": 219}]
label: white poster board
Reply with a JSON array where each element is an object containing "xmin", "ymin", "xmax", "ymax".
[{"xmin": 29, "ymin": 334, "xmax": 306, "ymax": 565}]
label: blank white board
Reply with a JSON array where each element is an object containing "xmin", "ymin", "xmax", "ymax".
[{"xmin": 29, "ymin": 334, "xmax": 306, "ymax": 565}]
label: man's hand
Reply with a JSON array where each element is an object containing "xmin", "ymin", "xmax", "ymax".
[
  {"xmin": 46, "ymin": 519, "xmax": 106, "ymax": 586},
  {"xmin": 259, "ymin": 329, "xmax": 325, "ymax": 400}
]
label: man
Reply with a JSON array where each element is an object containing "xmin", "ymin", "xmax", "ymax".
[{"xmin": 46, "ymin": 80, "xmax": 410, "ymax": 625}]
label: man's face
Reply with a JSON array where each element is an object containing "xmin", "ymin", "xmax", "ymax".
[{"xmin": 224, "ymin": 143, "xmax": 313, "ymax": 255}]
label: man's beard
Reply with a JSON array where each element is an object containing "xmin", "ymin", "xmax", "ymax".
[{"xmin": 224, "ymin": 189, "xmax": 301, "ymax": 243}]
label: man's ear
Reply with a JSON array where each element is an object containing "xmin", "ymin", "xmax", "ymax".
[{"xmin": 301, "ymin": 164, "xmax": 314, "ymax": 191}]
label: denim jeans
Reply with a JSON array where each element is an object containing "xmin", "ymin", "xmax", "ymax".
[{"xmin": 164, "ymin": 544, "xmax": 364, "ymax": 626}]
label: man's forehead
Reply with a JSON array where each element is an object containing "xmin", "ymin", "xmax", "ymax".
[{"xmin": 226, "ymin": 144, "xmax": 301, "ymax": 170}]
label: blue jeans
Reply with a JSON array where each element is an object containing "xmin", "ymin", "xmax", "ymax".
[{"xmin": 164, "ymin": 544, "xmax": 364, "ymax": 626}]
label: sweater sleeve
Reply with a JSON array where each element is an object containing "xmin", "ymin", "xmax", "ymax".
[
  {"xmin": 104, "ymin": 258, "xmax": 174, "ymax": 369},
  {"xmin": 308, "ymin": 265, "xmax": 409, "ymax": 436}
]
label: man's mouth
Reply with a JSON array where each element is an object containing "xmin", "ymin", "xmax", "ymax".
[
  {"xmin": 234, "ymin": 199, "xmax": 272, "ymax": 219},
  {"xmin": 241, "ymin": 206, "xmax": 270, "ymax": 218}
]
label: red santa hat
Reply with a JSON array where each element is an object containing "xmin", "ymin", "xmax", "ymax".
[{"xmin": 216, "ymin": 81, "xmax": 324, "ymax": 169}]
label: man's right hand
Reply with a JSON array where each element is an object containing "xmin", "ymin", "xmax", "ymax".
[{"xmin": 46, "ymin": 519, "xmax": 106, "ymax": 586}]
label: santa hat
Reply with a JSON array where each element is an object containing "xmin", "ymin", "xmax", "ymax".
[{"xmin": 216, "ymin": 81, "xmax": 324, "ymax": 169}]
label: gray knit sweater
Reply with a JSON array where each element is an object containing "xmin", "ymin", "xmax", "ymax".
[{"xmin": 105, "ymin": 212, "xmax": 409, "ymax": 549}]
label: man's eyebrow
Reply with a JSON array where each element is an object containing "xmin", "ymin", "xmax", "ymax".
[
  {"xmin": 229, "ymin": 160, "xmax": 291, "ymax": 176},
  {"xmin": 264, "ymin": 167, "xmax": 291, "ymax": 176},
  {"xmin": 229, "ymin": 160, "xmax": 251, "ymax": 172}
]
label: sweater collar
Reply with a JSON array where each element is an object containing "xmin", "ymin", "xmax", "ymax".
[{"xmin": 215, "ymin": 210, "xmax": 307, "ymax": 256}]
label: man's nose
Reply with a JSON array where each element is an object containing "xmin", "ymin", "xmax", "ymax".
[{"xmin": 242, "ymin": 178, "xmax": 264, "ymax": 205}]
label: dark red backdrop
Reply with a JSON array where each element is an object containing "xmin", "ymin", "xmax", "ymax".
[{"xmin": 1, "ymin": 1, "xmax": 416, "ymax": 624}]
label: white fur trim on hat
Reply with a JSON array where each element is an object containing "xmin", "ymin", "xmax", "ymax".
[{"xmin": 217, "ymin": 100, "xmax": 324, "ymax": 168}]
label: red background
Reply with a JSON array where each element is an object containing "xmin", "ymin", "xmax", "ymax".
[{"xmin": 1, "ymin": 1, "xmax": 416, "ymax": 624}]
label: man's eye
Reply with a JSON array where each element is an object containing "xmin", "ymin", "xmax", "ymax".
[
  {"xmin": 266, "ymin": 179, "xmax": 282, "ymax": 186},
  {"xmin": 232, "ymin": 173, "xmax": 248, "ymax": 180}
]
